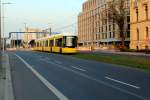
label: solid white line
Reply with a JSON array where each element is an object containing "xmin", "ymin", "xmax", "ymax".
[
  {"xmin": 14, "ymin": 54, "xmax": 69, "ymax": 100},
  {"xmin": 71, "ymin": 66, "xmax": 86, "ymax": 72},
  {"xmin": 105, "ymin": 76, "xmax": 140, "ymax": 89}
]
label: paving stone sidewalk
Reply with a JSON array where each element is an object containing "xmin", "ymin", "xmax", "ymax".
[
  {"xmin": 0, "ymin": 52, "xmax": 14, "ymax": 100},
  {"xmin": 0, "ymin": 52, "xmax": 6, "ymax": 100}
]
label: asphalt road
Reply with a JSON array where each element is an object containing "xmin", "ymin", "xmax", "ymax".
[{"xmin": 7, "ymin": 51, "xmax": 150, "ymax": 100}]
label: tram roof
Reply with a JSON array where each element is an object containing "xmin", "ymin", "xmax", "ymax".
[{"xmin": 35, "ymin": 32, "xmax": 77, "ymax": 41}]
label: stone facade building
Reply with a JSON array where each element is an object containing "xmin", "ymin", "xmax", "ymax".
[
  {"xmin": 23, "ymin": 27, "xmax": 50, "ymax": 43},
  {"xmin": 23, "ymin": 28, "xmax": 42, "ymax": 43},
  {"xmin": 130, "ymin": 0, "xmax": 150, "ymax": 50},
  {"xmin": 23, "ymin": 27, "xmax": 46, "ymax": 48},
  {"xmin": 78, "ymin": 0, "xmax": 130, "ymax": 49}
]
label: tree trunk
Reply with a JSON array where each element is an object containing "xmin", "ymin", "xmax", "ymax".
[{"xmin": 120, "ymin": 30, "xmax": 125, "ymax": 49}]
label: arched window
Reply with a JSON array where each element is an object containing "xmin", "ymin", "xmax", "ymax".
[
  {"xmin": 146, "ymin": 27, "xmax": 149, "ymax": 38},
  {"xmin": 136, "ymin": 8, "xmax": 139, "ymax": 22},
  {"xmin": 137, "ymin": 28, "xmax": 139, "ymax": 41},
  {"xmin": 145, "ymin": 4, "xmax": 148, "ymax": 20}
]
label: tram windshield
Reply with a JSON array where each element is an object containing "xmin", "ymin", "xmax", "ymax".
[{"xmin": 63, "ymin": 36, "xmax": 77, "ymax": 48}]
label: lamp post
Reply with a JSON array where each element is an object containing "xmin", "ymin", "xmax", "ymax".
[
  {"xmin": 0, "ymin": 0, "xmax": 1, "ymax": 51},
  {"xmin": 2, "ymin": 2, "xmax": 12, "ymax": 52}
]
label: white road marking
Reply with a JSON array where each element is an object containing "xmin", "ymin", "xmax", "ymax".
[
  {"xmin": 24, "ymin": 55, "xmax": 147, "ymax": 100},
  {"xmin": 105, "ymin": 76, "xmax": 141, "ymax": 89},
  {"xmin": 14, "ymin": 54, "xmax": 69, "ymax": 100},
  {"xmin": 50, "ymin": 62, "xmax": 148, "ymax": 100},
  {"xmin": 71, "ymin": 66, "xmax": 86, "ymax": 72},
  {"xmin": 78, "ymin": 65, "xmax": 84, "ymax": 68}
]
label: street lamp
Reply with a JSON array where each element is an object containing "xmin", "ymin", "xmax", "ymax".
[
  {"xmin": 0, "ymin": 0, "xmax": 2, "ymax": 51},
  {"xmin": 2, "ymin": 2, "xmax": 12, "ymax": 52}
]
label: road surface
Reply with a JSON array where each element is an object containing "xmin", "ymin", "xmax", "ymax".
[{"xmin": 6, "ymin": 51, "xmax": 150, "ymax": 100}]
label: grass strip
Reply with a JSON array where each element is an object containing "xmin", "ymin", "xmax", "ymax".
[{"xmin": 72, "ymin": 53, "xmax": 150, "ymax": 71}]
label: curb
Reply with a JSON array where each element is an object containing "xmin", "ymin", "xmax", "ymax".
[{"xmin": 2, "ymin": 53, "xmax": 14, "ymax": 100}]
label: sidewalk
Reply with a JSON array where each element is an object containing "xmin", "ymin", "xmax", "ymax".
[
  {"xmin": 0, "ymin": 52, "xmax": 14, "ymax": 100},
  {"xmin": 0, "ymin": 52, "xmax": 5, "ymax": 100}
]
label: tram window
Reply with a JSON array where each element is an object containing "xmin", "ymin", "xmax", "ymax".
[
  {"xmin": 40, "ymin": 41, "xmax": 42, "ymax": 47},
  {"xmin": 55, "ymin": 38, "xmax": 62, "ymax": 47},
  {"xmin": 49, "ymin": 40, "xmax": 54, "ymax": 46},
  {"xmin": 38, "ymin": 42, "xmax": 39, "ymax": 47},
  {"xmin": 40, "ymin": 42, "xmax": 42, "ymax": 47},
  {"xmin": 38, "ymin": 42, "xmax": 40, "ymax": 47},
  {"xmin": 63, "ymin": 37, "xmax": 66, "ymax": 47},
  {"xmin": 36, "ymin": 42, "xmax": 38, "ymax": 47},
  {"xmin": 45, "ymin": 40, "xmax": 48, "ymax": 47},
  {"xmin": 64, "ymin": 36, "xmax": 77, "ymax": 48},
  {"xmin": 42, "ymin": 41, "xmax": 44, "ymax": 47},
  {"xmin": 43, "ymin": 41, "xmax": 45, "ymax": 47},
  {"xmin": 43, "ymin": 41, "xmax": 44, "ymax": 47}
]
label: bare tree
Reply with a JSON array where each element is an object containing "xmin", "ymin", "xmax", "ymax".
[{"xmin": 107, "ymin": 0, "xmax": 129, "ymax": 49}]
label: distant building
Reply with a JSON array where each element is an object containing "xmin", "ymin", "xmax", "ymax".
[
  {"xmin": 23, "ymin": 27, "xmax": 42, "ymax": 43},
  {"xmin": 23, "ymin": 27, "xmax": 45, "ymax": 47},
  {"xmin": 130, "ymin": 0, "xmax": 150, "ymax": 50},
  {"xmin": 10, "ymin": 39, "xmax": 22, "ymax": 48},
  {"xmin": 78, "ymin": 0, "xmax": 130, "ymax": 49}
]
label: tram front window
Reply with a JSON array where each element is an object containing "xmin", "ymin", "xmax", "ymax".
[{"xmin": 64, "ymin": 36, "xmax": 77, "ymax": 48}]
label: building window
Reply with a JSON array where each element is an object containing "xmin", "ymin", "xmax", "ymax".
[
  {"xmin": 145, "ymin": 4, "xmax": 148, "ymax": 20},
  {"xmin": 113, "ymin": 32, "xmax": 115, "ymax": 38},
  {"xmin": 128, "ymin": 24, "xmax": 130, "ymax": 30},
  {"xmin": 102, "ymin": 33, "xmax": 104, "ymax": 39},
  {"xmin": 137, "ymin": 28, "xmax": 139, "ymax": 41},
  {"xmin": 127, "ymin": 16, "xmax": 130, "ymax": 23},
  {"xmin": 109, "ymin": 32, "xmax": 111, "ymax": 38},
  {"xmin": 113, "ymin": 24, "xmax": 115, "ymax": 31},
  {"xmin": 105, "ymin": 33, "xmax": 107, "ymax": 39},
  {"xmin": 146, "ymin": 27, "xmax": 149, "ymax": 38},
  {"xmin": 99, "ymin": 27, "xmax": 101, "ymax": 33},
  {"xmin": 109, "ymin": 25, "xmax": 111, "ymax": 31},
  {"xmin": 127, "ymin": 31, "xmax": 130, "ymax": 38},
  {"xmin": 136, "ymin": 8, "xmax": 139, "ymax": 22}
]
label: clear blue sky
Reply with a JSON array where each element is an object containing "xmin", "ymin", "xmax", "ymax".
[{"xmin": 3, "ymin": 0, "xmax": 86, "ymax": 37}]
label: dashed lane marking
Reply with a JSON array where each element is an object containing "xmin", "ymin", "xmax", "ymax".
[
  {"xmin": 105, "ymin": 76, "xmax": 141, "ymax": 89},
  {"xmin": 71, "ymin": 66, "xmax": 86, "ymax": 72}
]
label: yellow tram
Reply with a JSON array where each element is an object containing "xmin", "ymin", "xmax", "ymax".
[{"xmin": 34, "ymin": 32, "xmax": 78, "ymax": 53}]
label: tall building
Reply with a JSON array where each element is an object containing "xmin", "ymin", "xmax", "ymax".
[
  {"xmin": 130, "ymin": 0, "xmax": 150, "ymax": 50},
  {"xmin": 78, "ymin": 0, "xmax": 130, "ymax": 49}
]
